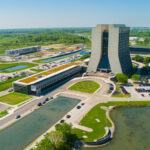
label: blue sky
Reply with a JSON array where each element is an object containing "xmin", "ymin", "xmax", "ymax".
[{"xmin": 0, "ymin": 0, "xmax": 150, "ymax": 29}]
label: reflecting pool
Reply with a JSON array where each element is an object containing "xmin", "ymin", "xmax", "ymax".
[
  {"xmin": 0, "ymin": 65, "xmax": 27, "ymax": 72},
  {"xmin": 42, "ymin": 50, "xmax": 83, "ymax": 62},
  {"xmin": 0, "ymin": 96, "xmax": 80, "ymax": 150}
]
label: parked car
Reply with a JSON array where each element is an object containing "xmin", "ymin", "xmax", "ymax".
[
  {"xmin": 37, "ymin": 102, "xmax": 42, "ymax": 106},
  {"xmin": 42, "ymin": 101, "xmax": 46, "ymax": 104},
  {"xmin": 8, "ymin": 88, "xmax": 13, "ymax": 92},
  {"xmin": 66, "ymin": 115, "xmax": 71, "ymax": 118},
  {"xmin": 15, "ymin": 115, "xmax": 21, "ymax": 119},
  {"xmin": 77, "ymin": 106, "xmax": 81, "ymax": 109},
  {"xmin": 60, "ymin": 119, "xmax": 65, "ymax": 123},
  {"xmin": 81, "ymin": 103, "xmax": 85, "ymax": 106},
  {"xmin": 50, "ymin": 96, "xmax": 53, "ymax": 99},
  {"xmin": 45, "ymin": 98, "xmax": 49, "ymax": 101}
]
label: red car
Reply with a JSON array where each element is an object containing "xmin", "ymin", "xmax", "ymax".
[
  {"xmin": 81, "ymin": 103, "xmax": 85, "ymax": 106},
  {"xmin": 66, "ymin": 115, "xmax": 71, "ymax": 118},
  {"xmin": 141, "ymin": 94, "xmax": 144, "ymax": 97}
]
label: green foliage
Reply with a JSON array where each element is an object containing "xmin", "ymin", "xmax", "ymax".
[
  {"xmin": 55, "ymin": 123, "xmax": 72, "ymax": 134},
  {"xmin": 69, "ymin": 81, "xmax": 100, "ymax": 93},
  {"xmin": 0, "ymin": 110, "xmax": 8, "ymax": 118},
  {"xmin": 0, "ymin": 29, "xmax": 91, "ymax": 55},
  {"xmin": 130, "ymin": 29, "xmax": 150, "ymax": 37},
  {"xmin": 144, "ymin": 56, "xmax": 150, "ymax": 64},
  {"xmin": 31, "ymin": 123, "xmax": 77, "ymax": 150},
  {"xmin": 0, "ymin": 92, "xmax": 32, "ymax": 105},
  {"xmin": 116, "ymin": 73, "xmax": 128, "ymax": 84},
  {"xmin": 131, "ymin": 74, "xmax": 140, "ymax": 81},
  {"xmin": 133, "ymin": 55, "xmax": 144, "ymax": 62}
]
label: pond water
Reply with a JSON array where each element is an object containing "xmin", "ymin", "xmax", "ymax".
[
  {"xmin": 0, "ymin": 96, "xmax": 80, "ymax": 150},
  {"xmin": 0, "ymin": 65, "xmax": 27, "ymax": 72},
  {"xmin": 83, "ymin": 107, "xmax": 150, "ymax": 150},
  {"xmin": 42, "ymin": 50, "xmax": 83, "ymax": 62}
]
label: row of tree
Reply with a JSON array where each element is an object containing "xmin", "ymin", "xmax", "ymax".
[
  {"xmin": 133, "ymin": 55, "xmax": 150, "ymax": 64},
  {"xmin": 116, "ymin": 73, "xmax": 149, "ymax": 84}
]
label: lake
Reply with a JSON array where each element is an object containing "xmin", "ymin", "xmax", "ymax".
[{"xmin": 83, "ymin": 107, "xmax": 150, "ymax": 150}]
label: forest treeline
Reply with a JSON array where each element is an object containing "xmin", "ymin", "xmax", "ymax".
[{"xmin": 0, "ymin": 29, "xmax": 91, "ymax": 55}]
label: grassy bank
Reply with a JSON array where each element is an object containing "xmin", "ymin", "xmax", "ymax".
[
  {"xmin": 0, "ymin": 62, "xmax": 38, "ymax": 73},
  {"xmin": 0, "ymin": 92, "xmax": 32, "ymax": 105},
  {"xmin": 69, "ymin": 81, "xmax": 100, "ymax": 93},
  {"xmin": 72, "ymin": 101, "xmax": 150, "ymax": 142},
  {"xmin": 0, "ymin": 110, "xmax": 8, "ymax": 118}
]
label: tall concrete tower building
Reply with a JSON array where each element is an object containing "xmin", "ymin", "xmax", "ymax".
[{"xmin": 87, "ymin": 24, "xmax": 132, "ymax": 74}]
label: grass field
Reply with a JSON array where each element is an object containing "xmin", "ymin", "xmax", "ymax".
[
  {"xmin": 0, "ymin": 76, "xmax": 25, "ymax": 92},
  {"xmin": 0, "ymin": 110, "xmax": 8, "ymax": 118},
  {"xmin": 0, "ymin": 62, "xmax": 38, "ymax": 73},
  {"xmin": 72, "ymin": 101, "xmax": 150, "ymax": 142},
  {"xmin": 69, "ymin": 81, "xmax": 100, "ymax": 93},
  {"xmin": 0, "ymin": 92, "xmax": 32, "ymax": 105}
]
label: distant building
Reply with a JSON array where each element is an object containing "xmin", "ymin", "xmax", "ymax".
[
  {"xmin": 129, "ymin": 37, "xmax": 139, "ymax": 41},
  {"xmin": 87, "ymin": 24, "xmax": 132, "ymax": 74},
  {"xmin": 5, "ymin": 46, "xmax": 41, "ymax": 56}
]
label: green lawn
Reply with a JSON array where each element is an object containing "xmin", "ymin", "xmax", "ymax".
[
  {"xmin": 0, "ymin": 76, "xmax": 25, "ymax": 92},
  {"xmin": 0, "ymin": 62, "xmax": 38, "ymax": 73},
  {"xmin": 0, "ymin": 110, "xmax": 8, "ymax": 118},
  {"xmin": 72, "ymin": 101, "xmax": 150, "ymax": 142},
  {"xmin": 0, "ymin": 92, "xmax": 32, "ymax": 105},
  {"xmin": 69, "ymin": 81, "xmax": 100, "ymax": 93}
]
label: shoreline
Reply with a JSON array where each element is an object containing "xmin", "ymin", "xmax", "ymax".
[{"xmin": 78, "ymin": 103, "xmax": 150, "ymax": 149}]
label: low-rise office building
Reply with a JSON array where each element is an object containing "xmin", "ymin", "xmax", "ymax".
[
  {"xmin": 5, "ymin": 46, "xmax": 41, "ymax": 56},
  {"xmin": 13, "ymin": 62, "xmax": 82, "ymax": 96}
]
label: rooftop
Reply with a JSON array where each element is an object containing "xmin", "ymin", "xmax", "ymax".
[{"xmin": 18, "ymin": 62, "xmax": 81, "ymax": 84}]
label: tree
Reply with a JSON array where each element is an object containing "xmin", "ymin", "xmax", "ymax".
[
  {"xmin": 55, "ymin": 123, "xmax": 78, "ymax": 148},
  {"xmin": 48, "ymin": 131, "xmax": 64, "ymax": 149},
  {"xmin": 31, "ymin": 123, "xmax": 77, "ymax": 150},
  {"xmin": 134, "ymin": 55, "xmax": 144, "ymax": 62},
  {"xmin": 131, "ymin": 74, "xmax": 140, "ymax": 82},
  {"xmin": 144, "ymin": 57, "xmax": 150, "ymax": 64},
  {"xmin": 116, "ymin": 73, "xmax": 128, "ymax": 84},
  {"xmin": 55, "ymin": 123, "xmax": 72, "ymax": 134}
]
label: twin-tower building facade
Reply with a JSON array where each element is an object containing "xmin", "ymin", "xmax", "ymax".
[{"xmin": 87, "ymin": 24, "xmax": 132, "ymax": 74}]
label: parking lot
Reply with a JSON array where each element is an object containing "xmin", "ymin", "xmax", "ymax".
[{"xmin": 125, "ymin": 86, "xmax": 150, "ymax": 98}]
